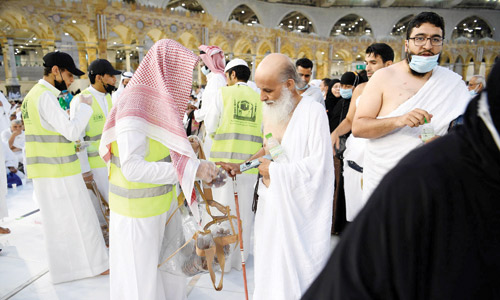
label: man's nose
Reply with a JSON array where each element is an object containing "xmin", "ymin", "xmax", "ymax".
[
  {"xmin": 422, "ymin": 38, "xmax": 433, "ymax": 49},
  {"xmin": 260, "ymin": 93, "xmax": 267, "ymax": 101}
]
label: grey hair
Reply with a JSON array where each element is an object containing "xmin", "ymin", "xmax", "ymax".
[
  {"xmin": 11, "ymin": 119, "xmax": 22, "ymax": 126},
  {"xmin": 471, "ymin": 75, "xmax": 486, "ymax": 88},
  {"xmin": 279, "ymin": 57, "xmax": 306, "ymax": 90}
]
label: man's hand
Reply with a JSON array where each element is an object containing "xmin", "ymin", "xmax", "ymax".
[
  {"xmin": 395, "ymin": 108, "xmax": 432, "ymax": 128},
  {"xmin": 331, "ymin": 131, "xmax": 340, "ymax": 154},
  {"xmin": 257, "ymin": 157, "xmax": 271, "ymax": 187},
  {"xmin": 216, "ymin": 162, "xmax": 241, "ymax": 178},
  {"xmin": 80, "ymin": 94, "xmax": 93, "ymax": 106}
]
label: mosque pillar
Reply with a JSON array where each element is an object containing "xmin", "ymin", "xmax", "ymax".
[
  {"xmin": 228, "ymin": 52, "xmax": 234, "ymax": 60},
  {"xmin": 87, "ymin": 47, "xmax": 98, "ymax": 64},
  {"xmin": 78, "ymin": 49, "xmax": 88, "ymax": 78},
  {"xmin": 275, "ymin": 37, "xmax": 281, "ymax": 53},
  {"xmin": 96, "ymin": 13, "xmax": 108, "ymax": 59},
  {"xmin": 137, "ymin": 45, "xmax": 144, "ymax": 63},
  {"xmin": 251, "ymin": 54, "xmax": 256, "ymax": 81},
  {"xmin": 312, "ymin": 59, "xmax": 317, "ymax": 80},
  {"xmin": 125, "ymin": 50, "xmax": 131, "ymax": 72},
  {"xmin": 2, "ymin": 38, "xmax": 20, "ymax": 99}
]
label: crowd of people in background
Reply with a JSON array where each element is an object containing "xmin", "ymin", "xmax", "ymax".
[{"xmin": 0, "ymin": 10, "xmax": 499, "ymax": 300}]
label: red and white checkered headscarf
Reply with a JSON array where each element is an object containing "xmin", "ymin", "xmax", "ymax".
[
  {"xmin": 99, "ymin": 39, "xmax": 200, "ymax": 218},
  {"xmin": 198, "ymin": 45, "xmax": 225, "ymax": 77}
]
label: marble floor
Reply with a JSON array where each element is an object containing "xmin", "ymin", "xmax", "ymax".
[{"xmin": 0, "ymin": 182, "xmax": 338, "ymax": 300}]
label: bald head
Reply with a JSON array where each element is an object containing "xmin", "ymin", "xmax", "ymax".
[{"xmin": 255, "ymin": 53, "xmax": 303, "ymax": 103}]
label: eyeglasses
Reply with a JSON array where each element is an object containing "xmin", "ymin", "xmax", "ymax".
[{"xmin": 408, "ymin": 36, "xmax": 444, "ymax": 46}]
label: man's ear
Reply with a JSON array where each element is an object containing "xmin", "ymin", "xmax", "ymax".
[
  {"xmin": 385, "ymin": 60, "xmax": 393, "ymax": 67},
  {"xmin": 404, "ymin": 40, "xmax": 408, "ymax": 53},
  {"xmin": 285, "ymin": 78, "xmax": 295, "ymax": 90},
  {"xmin": 51, "ymin": 65, "xmax": 59, "ymax": 76}
]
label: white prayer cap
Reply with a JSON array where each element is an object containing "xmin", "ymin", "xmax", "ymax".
[
  {"xmin": 122, "ymin": 71, "xmax": 133, "ymax": 78},
  {"xmin": 224, "ymin": 58, "xmax": 248, "ymax": 73}
]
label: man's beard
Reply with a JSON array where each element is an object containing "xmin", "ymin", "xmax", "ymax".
[
  {"xmin": 406, "ymin": 50, "xmax": 441, "ymax": 78},
  {"xmin": 262, "ymin": 85, "xmax": 296, "ymax": 128}
]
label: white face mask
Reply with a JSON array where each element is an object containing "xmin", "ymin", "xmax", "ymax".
[{"xmin": 408, "ymin": 54, "xmax": 439, "ymax": 73}]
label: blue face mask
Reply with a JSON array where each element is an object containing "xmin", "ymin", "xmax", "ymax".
[
  {"xmin": 339, "ymin": 88, "xmax": 352, "ymax": 99},
  {"xmin": 408, "ymin": 54, "xmax": 439, "ymax": 74},
  {"xmin": 201, "ymin": 66, "xmax": 211, "ymax": 76},
  {"xmin": 469, "ymin": 89, "xmax": 478, "ymax": 97}
]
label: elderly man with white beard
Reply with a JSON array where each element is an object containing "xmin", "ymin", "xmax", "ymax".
[{"xmin": 221, "ymin": 53, "xmax": 334, "ymax": 299}]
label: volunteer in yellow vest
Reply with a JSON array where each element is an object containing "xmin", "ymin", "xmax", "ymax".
[
  {"xmin": 70, "ymin": 59, "xmax": 120, "ymax": 226},
  {"xmin": 99, "ymin": 39, "xmax": 220, "ymax": 300},
  {"xmin": 205, "ymin": 58, "xmax": 263, "ymax": 272},
  {"xmin": 21, "ymin": 51, "xmax": 108, "ymax": 284}
]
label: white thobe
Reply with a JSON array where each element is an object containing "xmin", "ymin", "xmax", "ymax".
[
  {"xmin": 302, "ymin": 85, "xmax": 325, "ymax": 108},
  {"xmin": 110, "ymin": 131, "xmax": 186, "ymax": 300},
  {"xmin": 204, "ymin": 82, "xmax": 257, "ymax": 271},
  {"xmin": 71, "ymin": 86, "xmax": 111, "ymax": 225},
  {"xmin": 193, "ymin": 72, "xmax": 226, "ymax": 158},
  {"xmin": 0, "ymin": 92, "xmax": 11, "ymax": 132},
  {"xmin": 254, "ymin": 96, "xmax": 334, "ymax": 300},
  {"xmin": 1, "ymin": 128, "xmax": 25, "ymax": 165},
  {"xmin": 33, "ymin": 79, "xmax": 108, "ymax": 283}
]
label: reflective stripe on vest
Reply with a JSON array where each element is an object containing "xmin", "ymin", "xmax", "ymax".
[
  {"xmin": 25, "ymin": 134, "xmax": 73, "ymax": 143},
  {"xmin": 108, "ymin": 138, "xmax": 175, "ymax": 218},
  {"xmin": 110, "ymin": 184, "xmax": 173, "ymax": 199},
  {"xmin": 213, "ymin": 132, "xmax": 263, "ymax": 144},
  {"xmin": 22, "ymin": 83, "xmax": 81, "ymax": 178},
  {"xmin": 209, "ymin": 84, "xmax": 263, "ymax": 174},
  {"xmin": 26, "ymin": 154, "xmax": 78, "ymax": 165},
  {"xmin": 210, "ymin": 151, "xmax": 252, "ymax": 161},
  {"xmin": 80, "ymin": 89, "xmax": 112, "ymax": 169}
]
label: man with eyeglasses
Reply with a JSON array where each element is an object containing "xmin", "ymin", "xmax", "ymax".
[{"xmin": 351, "ymin": 12, "xmax": 470, "ymax": 202}]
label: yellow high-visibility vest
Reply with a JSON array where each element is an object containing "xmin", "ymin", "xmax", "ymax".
[
  {"xmin": 108, "ymin": 138, "xmax": 175, "ymax": 218},
  {"xmin": 22, "ymin": 83, "xmax": 81, "ymax": 178},
  {"xmin": 80, "ymin": 88, "xmax": 112, "ymax": 169},
  {"xmin": 209, "ymin": 84, "xmax": 263, "ymax": 174}
]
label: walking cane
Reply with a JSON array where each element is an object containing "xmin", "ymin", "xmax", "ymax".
[{"xmin": 232, "ymin": 176, "xmax": 249, "ymax": 300}]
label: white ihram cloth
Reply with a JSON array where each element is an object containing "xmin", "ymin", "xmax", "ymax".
[
  {"xmin": 71, "ymin": 86, "xmax": 111, "ymax": 225},
  {"xmin": 193, "ymin": 72, "xmax": 227, "ymax": 158},
  {"xmin": 362, "ymin": 66, "xmax": 470, "ymax": 202},
  {"xmin": 302, "ymin": 85, "xmax": 325, "ymax": 108},
  {"xmin": 32, "ymin": 79, "xmax": 108, "ymax": 283},
  {"xmin": 344, "ymin": 96, "xmax": 367, "ymax": 221},
  {"xmin": 254, "ymin": 96, "xmax": 334, "ymax": 300}
]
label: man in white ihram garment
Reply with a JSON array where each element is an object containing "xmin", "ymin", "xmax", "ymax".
[
  {"xmin": 352, "ymin": 12, "xmax": 470, "ymax": 202},
  {"xmin": 21, "ymin": 51, "xmax": 108, "ymax": 283},
  {"xmin": 220, "ymin": 53, "xmax": 334, "ymax": 299},
  {"xmin": 70, "ymin": 59, "xmax": 121, "ymax": 226},
  {"xmin": 330, "ymin": 43, "xmax": 394, "ymax": 222},
  {"xmin": 111, "ymin": 71, "xmax": 133, "ymax": 105},
  {"xmin": 193, "ymin": 45, "xmax": 227, "ymax": 158},
  {"xmin": 100, "ymin": 39, "xmax": 219, "ymax": 300}
]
